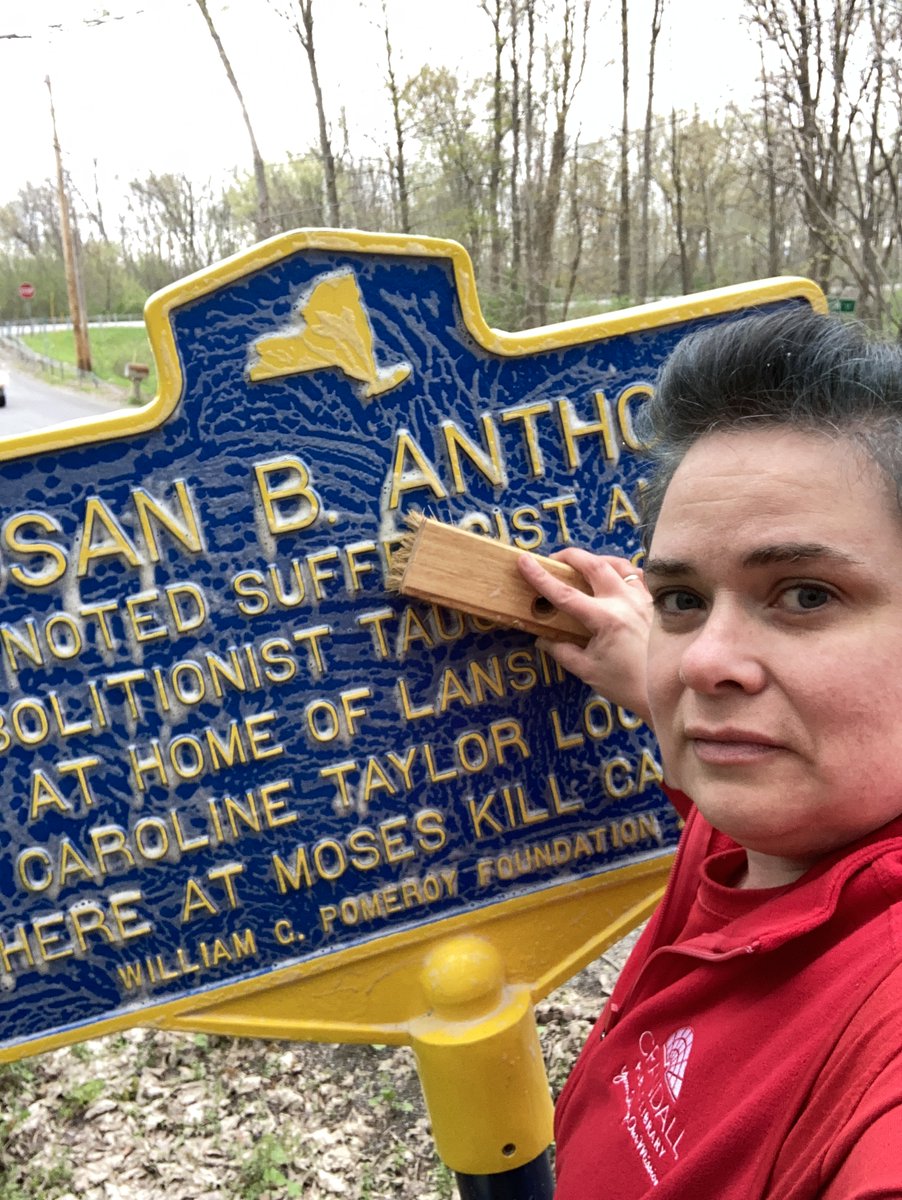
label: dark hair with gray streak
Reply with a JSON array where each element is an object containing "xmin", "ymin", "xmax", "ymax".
[{"xmin": 639, "ymin": 306, "xmax": 902, "ymax": 547}]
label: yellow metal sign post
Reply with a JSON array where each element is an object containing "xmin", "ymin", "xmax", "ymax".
[{"xmin": 0, "ymin": 230, "xmax": 824, "ymax": 1194}]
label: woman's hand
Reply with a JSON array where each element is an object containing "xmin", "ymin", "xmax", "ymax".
[{"xmin": 517, "ymin": 547, "xmax": 654, "ymax": 726}]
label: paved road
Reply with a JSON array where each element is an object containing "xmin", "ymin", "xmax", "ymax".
[{"xmin": 0, "ymin": 359, "xmax": 131, "ymax": 437}]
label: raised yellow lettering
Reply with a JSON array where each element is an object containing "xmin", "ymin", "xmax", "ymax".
[
  {"xmin": 441, "ymin": 415, "xmax": 505, "ymax": 493},
  {"xmin": 606, "ymin": 484, "xmax": 640, "ymax": 531},
  {"xmin": 77, "ymin": 498, "xmax": 142, "ymax": 576},
  {"xmin": 558, "ymin": 394, "xmax": 618, "ymax": 467},
  {"xmin": 616, "ymin": 383, "xmax": 653, "ymax": 450},
  {"xmin": 4, "ymin": 512, "xmax": 67, "ymax": 588},
  {"xmin": 29, "ymin": 770, "xmax": 69, "ymax": 820},
  {"xmin": 387, "ymin": 431, "xmax": 447, "ymax": 509},
  {"xmin": 254, "ymin": 456, "xmax": 320, "ymax": 534},
  {"xmin": 132, "ymin": 481, "xmax": 203, "ymax": 561},
  {"xmin": 500, "ymin": 401, "xmax": 552, "ymax": 477}
]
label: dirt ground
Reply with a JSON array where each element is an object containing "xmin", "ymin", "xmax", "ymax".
[{"xmin": 0, "ymin": 932, "xmax": 640, "ymax": 1200}]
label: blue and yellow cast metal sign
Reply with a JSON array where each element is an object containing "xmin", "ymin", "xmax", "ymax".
[{"xmin": 0, "ymin": 231, "xmax": 824, "ymax": 1067}]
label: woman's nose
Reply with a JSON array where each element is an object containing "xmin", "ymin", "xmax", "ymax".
[{"xmin": 677, "ymin": 604, "xmax": 767, "ymax": 695}]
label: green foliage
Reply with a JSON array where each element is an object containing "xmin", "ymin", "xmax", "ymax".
[
  {"xmin": 369, "ymin": 1075, "xmax": 415, "ymax": 1116},
  {"xmin": 0, "ymin": 1060, "xmax": 35, "ymax": 1090},
  {"xmin": 58, "ymin": 1077, "xmax": 105, "ymax": 1119},
  {"xmin": 82, "ymin": 240, "xmax": 148, "ymax": 315},
  {"xmin": 432, "ymin": 1161, "xmax": 457, "ymax": 1199},
  {"xmin": 227, "ymin": 154, "xmax": 329, "ymax": 233},
  {"xmin": 0, "ymin": 1157, "xmax": 74, "ymax": 1200},
  {"xmin": 0, "ymin": 1062, "xmax": 31, "ymax": 1146},
  {"xmin": 0, "ymin": 255, "xmax": 68, "ymax": 324},
  {"xmin": 237, "ymin": 1133, "xmax": 302, "ymax": 1199},
  {"xmin": 21, "ymin": 327, "xmax": 157, "ymax": 395}
]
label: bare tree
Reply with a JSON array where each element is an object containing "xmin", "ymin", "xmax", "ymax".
[
  {"xmin": 481, "ymin": 0, "xmax": 509, "ymax": 294},
  {"xmin": 749, "ymin": 0, "xmax": 863, "ymax": 288},
  {"xmin": 508, "ymin": 0, "xmax": 524, "ymax": 302},
  {"xmin": 667, "ymin": 108, "xmax": 690, "ymax": 293},
  {"xmin": 272, "ymin": 0, "xmax": 341, "ymax": 226},
  {"xmin": 653, "ymin": 109, "xmax": 745, "ymax": 293},
  {"xmin": 756, "ymin": 35, "xmax": 783, "ymax": 276},
  {"xmin": 832, "ymin": 0, "xmax": 902, "ymax": 328},
  {"xmin": 524, "ymin": 0, "xmax": 591, "ymax": 325},
  {"xmin": 0, "ymin": 183, "xmax": 61, "ymax": 258},
  {"xmin": 617, "ymin": 0, "xmax": 631, "ymax": 299},
  {"xmin": 560, "ymin": 147, "xmax": 584, "ymax": 318},
  {"xmin": 127, "ymin": 173, "xmax": 235, "ymax": 276},
  {"xmin": 193, "ymin": 0, "xmax": 272, "ymax": 241},
  {"xmin": 381, "ymin": 0, "xmax": 410, "ymax": 233},
  {"xmin": 521, "ymin": 0, "xmax": 539, "ymax": 316},
  {"xmin": 638, "ymin": 0, "xmax": 664, "ymax": 301},
  {"xmin": 20, "ymin": 0, "xmax": 902, "ymax": 338}
]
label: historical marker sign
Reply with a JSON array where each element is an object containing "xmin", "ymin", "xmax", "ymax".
[{"xmin": 0, "ymin": 232, "xmax": 823, "ymax": 1059}]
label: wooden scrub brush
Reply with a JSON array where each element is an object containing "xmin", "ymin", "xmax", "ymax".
[{"xmin": 386, "ymin": 513, "xmax": 592, "ymax": 645}]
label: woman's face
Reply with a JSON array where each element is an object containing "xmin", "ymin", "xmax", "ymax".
[{"xmin": 645, "ymin": 426, "xmax": 902, "ymax": 872}]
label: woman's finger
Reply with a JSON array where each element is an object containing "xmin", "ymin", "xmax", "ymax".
[
  {"xmin": 519, "ymin": 549, "xmax": 653, "ymax": 722},
  {"xmin": 518, "ymin": 550, "xmax": 649, "ymax": 629},
  {"xmin": 548, "ymin": 547, "xmax": 645, "ymax": 591}
]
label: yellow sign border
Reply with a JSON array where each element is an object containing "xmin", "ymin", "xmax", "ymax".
[
  {"xmin": 1, "ymin": 851, "xmax": 672, "ymax": 1062},
  {"xmin": 0, "ymin": 228, "xmax": 825, "ymax": 466}
]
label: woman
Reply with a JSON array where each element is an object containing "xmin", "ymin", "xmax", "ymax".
[{"xmin": 519, "ymin": 308, "xmax": 902, "ymax": 1199}]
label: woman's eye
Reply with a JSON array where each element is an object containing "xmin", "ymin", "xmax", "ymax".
[
  {"xmin": 781, "ymin": 584, "xmax": 833, "ymax": 612},
  {"xmin": 655, "ymin": 590, "xmax": 704, "ymax": 615}
]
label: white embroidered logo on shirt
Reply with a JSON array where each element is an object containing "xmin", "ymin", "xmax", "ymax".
[
  {"xmin": 663, "ymin": 1026, "xmax": 693, "ymax": 1100},
  {"xmin": 614, "ymin": 1026, "xmax": 693, "ymax": 1186}
]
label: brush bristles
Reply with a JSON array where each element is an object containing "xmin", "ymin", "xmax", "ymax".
[{"xmin": 385, "ymin": 511, "xmax": 434, "ymax": 591}]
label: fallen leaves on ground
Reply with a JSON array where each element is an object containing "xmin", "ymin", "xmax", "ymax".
[{"xmin": 0, "ymin": 933, "xmax": 638, "ymax": 1200}]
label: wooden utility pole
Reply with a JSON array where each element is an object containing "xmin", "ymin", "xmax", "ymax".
[{"xmin": 46, "ymin": 75, "xmax": 92, "ymax": 374}]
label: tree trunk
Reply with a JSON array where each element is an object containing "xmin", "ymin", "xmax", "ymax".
[
  {"xmin": 381, "ymin": 1, "xmax": 410, "ymax": 232},
  {"xmin": 291, "ymin": 0, "xmax": 341, "ymax": 226},
  {"xmin": 617, "ymin": 0, "xmax": 631, "ymax": 300},
  {"xmin": 522, "ymin": 0, "xmax": 538, "ymax": 323},
  {"xmin": 670, "ymin": 109, "xmax": 690, "ymax": 293},
  {"xmin": 561, "ymin": 151, "xmax": 583, "ymax": 319},
  {"xmin": 509, "ymin": 0, "xmax": 523, "ymax": 305},
  {"xmin": 482, "ymin": 0, "xmax": 506, "ymax": 295},
  {"xmin": 758, "ymin": 39, "xmax": 781, "ymax": 276},
  {"xmin": 527, "ymin": 0, "xmax": 589, "ymax": 327},
  {"xmin": 194, "ymin": 0, "xmax": 272, "ymax": 240},
  {"xmin": 639, "ymin": 0, "xmax": 664, "ymax": 302}
]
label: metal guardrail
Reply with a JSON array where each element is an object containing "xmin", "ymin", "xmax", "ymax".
[
  {"xmin": 1, "ymin": 314, "xmax": 144, "ymax": 332},
  {"xmin": 0, "ymin": 333, "xmax": 103, "ymax": 388}
]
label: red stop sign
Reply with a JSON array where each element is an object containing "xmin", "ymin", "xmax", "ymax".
[{"xmin": 18, "ymin": 282, "xmax": 35, "ymax": 301}]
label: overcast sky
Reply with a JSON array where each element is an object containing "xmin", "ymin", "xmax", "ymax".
[{"xmin": 1, "ymin": 0, "xmax": 760, "ymax": 224}]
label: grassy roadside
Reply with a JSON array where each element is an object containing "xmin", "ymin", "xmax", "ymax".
[{"xmin": 21, "ymin": 326, "xmax": 157, "ymax": 397}]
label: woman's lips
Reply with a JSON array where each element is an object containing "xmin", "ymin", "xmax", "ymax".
[{"xmin": 689, "ymin": 736, "xmax": 785, "ymax": 766}]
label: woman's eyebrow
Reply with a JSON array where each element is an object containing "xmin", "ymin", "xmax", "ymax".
[
  {"xmin": 645, "ymin": 544, "xmax": 862, "ymax": 579},
  {"xmin": 644, "ymin": 557, "xmax": 693, "ymax": 578},
  {"xmin": 741, "ymin": 542, "xmax": 863, "ymax": 567}
]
